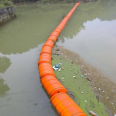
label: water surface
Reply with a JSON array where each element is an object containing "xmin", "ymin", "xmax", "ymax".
[
  {"xmin": 58, "ymin": 0, "xmax": 116, "ymax": 84},
  {"xmin": 0, "ymin": 1, "xmax": 116, "ymax": 116},
  {"xmin": 0, "ymin": 4, "xmax": 76, "ymax": 116}
]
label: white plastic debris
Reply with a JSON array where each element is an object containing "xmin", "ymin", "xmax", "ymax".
[
  {"xmin": 89, "ymin": 111, "xmax": 98, "ymax": 116},
  {"xmin": 61, "ymin": 77, "xmax": 64, "ymax": 79},
  {"xmin": 53, "ymin": 66, "xmax": 58, "ymax": 70},
  {"xmin": 106, "ymin": 97, "xmax": 109, "ymax": 99},
  {"xmin": 73, "ymin": 76, "xmax": 76, "ymax": 78},
  {"xmin": 85, "ymin": 100, "xmax": 87, "ymax": 103},
  {"xmin": 114, "ymin": 114, "xmax": 116, "ymax": 116},
  {"xmin": 58, "ymin": 68, "xmax": 61, "ymax": 72},
  {"xmin": 81, "ymin": 92, "xmax": 83, "ymax": 94},
  {"xmin": 98, "ymin": 88, "xmax": 101, "ymax": 91},
  {"xmin": 59, "ymin": 63, "xmax": 63, "ymax": 65}
]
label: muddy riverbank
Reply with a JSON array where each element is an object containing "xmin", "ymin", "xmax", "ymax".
[{"xmin": 52, "ymin": 46, "xmax": 116, "ymax": 116}]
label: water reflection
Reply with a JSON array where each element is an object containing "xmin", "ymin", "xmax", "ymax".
[
  {"xmin": 0, "ymin": 4, "xmax": 75, "ymax": 55},
  {"xmin": 0, "ymin": 1, "xmax": 116, "ymax": 115},
  {"xmin": 59, "ymin": 0, "xmax": 116, "ymax": 42},
  {"xmin": 0, "ymin": 44, "xmax": 58, "ymax": 116},
  {"xmin": 57, "ymin": 0, "xmax": 116, "ymax": 83},
  {"xmin": 0, "ymin": 56, "xmax": 11, "ymax": 73},
  {"xmin": 0, "ymin": 77, "xmax": 10, "ymax": 96}
]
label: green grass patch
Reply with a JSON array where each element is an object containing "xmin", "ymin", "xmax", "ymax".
[{"xmin": 51, "ymin": 54, "xmax": 108, "ymax": 116}]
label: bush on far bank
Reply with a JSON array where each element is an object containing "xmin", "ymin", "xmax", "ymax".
[{"xmin": 0, "ymin": 0, "xmax": 13, "ymax": 8}]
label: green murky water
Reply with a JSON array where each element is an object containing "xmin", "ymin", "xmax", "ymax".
[
  {"xmin": 0, "ymin": 4, "xmax": 76, "ymax": 116},
  {"xmin": 0, "ymin": 0, "xmax": 116, "ymax": 115}
]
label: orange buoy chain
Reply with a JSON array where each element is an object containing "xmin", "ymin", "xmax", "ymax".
[{"xmin": 38, "ymin": 3, "xmax": 87, "ymax": 116}]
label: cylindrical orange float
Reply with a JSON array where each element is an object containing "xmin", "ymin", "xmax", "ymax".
[
  {"xmin": 39, "ymin": 63, "xmax": 52, "ymax": 69},
  {"xmin": 54, "ymin": 28, "xmax": 62, "ymax": 34},
  {"xmin": 50, "ymin": 93, "xmax": 86, "ymax": 116},
  {"xmin": 38, "ymin": 63, "xmax": 55, "ymax": 79},
  {"xmin": 50, "ymin": 31, "xmax": 59, "ymax": 37},
  {"xmin": 43, "ymin": 40, "xmax": 55, "ymax": 48},
  {"xmin": 38, "ymin": 2, "xmax": 87, "ymax": 116},
  {"xmin": 39, "ymin": 68, "xmax": 55, "ymax": 79},
  {"xmin": 41, "ymin": 76, "xmax": 67, "ymax": 97},
  {"xmin": 47, "ymin": 35, "xmax": 57, "ymax": 41},
  {"xmin": 41, "ymin": 75, "xmax": 57, "ymax": 84},
  {"xmin": 40, "ymin": 46, "xmax": 52, "ymax": 55},
  {"xmin": 38, "ymin": 53, "xmax": 51, "ymax": 65}
]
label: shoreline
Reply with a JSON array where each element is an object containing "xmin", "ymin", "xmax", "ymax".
[
  {"xmin": 52, "ymin": 46, "xmax": 116, "ymax": 116},
  {"xmin": 13, "ymin": 0, "xmax": 98, "ymax": 6}
]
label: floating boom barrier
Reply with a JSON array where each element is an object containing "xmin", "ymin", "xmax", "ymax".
[{"xmin": 38, "ymin": 2, "xmax": 87, "ymax": 116}]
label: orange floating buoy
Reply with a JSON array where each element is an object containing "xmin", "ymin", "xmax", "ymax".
[
  {"xmin": 39, "ymin": 68, "xmax": 55, "ymax": 79},
  {"xmin": 47, "ymin": 35, "xmax": 57, "ymax": 41},
  {"xmin": 54, "ymin": 28, "xmax": 62, "ymax": 34},
  {"xmin": 38, "ymin": 2, "xmax": 87, "ymax": 116},
  {"xmin": 43, "ymin": 39, "xmax": 55, "ymax": 48},
  {"xmin": 38, "ymin": 63, "xmax": 55, "ymax": 79},
  {"xmin": 40, "ymin": 46, "xmax": 52, "ymax": 55},
  {"xmin": 50, "ymin": 31, "xmax": 59, "ymax": 37},
  {"xmin": 41, "ymin": 75, "xmax": 67, "ymax": 97},
  {"xmin": 50, "ymin": 93, "xmax": 86, "ymax": 116},
  {"xmin": 41, "ymin": 75, "xmax": 56, "ymax": 85},
  {"xmin": 38, "ymin": 53, "xmax": 51, "ymax": 65},
  {"xmin": 47, "ymin": 83, "xmax": 67, "ymax": 97},
  {"xmin": 57, "ymin": 25, "xmax": 64, "ymax": 30},
  {"xmin": 39, "ymin": 63, "xmax": 52, "ymax": 71}
]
